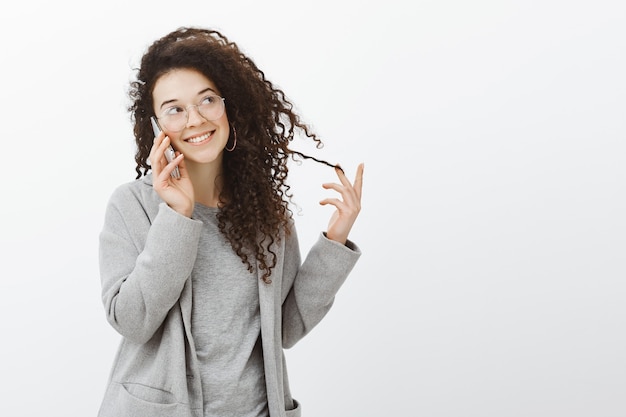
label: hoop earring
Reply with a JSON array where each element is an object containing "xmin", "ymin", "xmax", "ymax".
[{"xmin": 226, "ymin": 125, "xmax": 237, "ymax": 152}]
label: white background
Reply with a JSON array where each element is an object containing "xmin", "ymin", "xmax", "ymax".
[{"xmin": 1, "ymin": 1, "xmax": 625, "ymax": 416}]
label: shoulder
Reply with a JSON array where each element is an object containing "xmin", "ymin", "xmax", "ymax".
[
  {"xmin": 106, "ymin": 174, "xmax": 160, "ymax": 217},
  {"xmin": 109, "ymin": 174, "xmax": 153, "ymax": 200},
  {"xmin": 280, "ymin": 216, "xmax": 299, "ymax": 247}
]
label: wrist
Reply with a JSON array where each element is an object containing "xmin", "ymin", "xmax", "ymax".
[
  {"xmin": 171, "ymin": 203, "xmax": 194, "ymax": 218},
  {"xmin": 324, "ymin": 231, "xmax": 347, "ymax": 246}
]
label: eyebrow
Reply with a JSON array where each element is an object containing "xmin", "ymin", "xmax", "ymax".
[{"xmin": 159, "ymin": 87, "xmax": 218, "ymax": 110}]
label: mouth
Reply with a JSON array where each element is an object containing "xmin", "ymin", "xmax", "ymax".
[{"xmin": 185, "ymin": 131, "xmax": 214, "ymax": 145}]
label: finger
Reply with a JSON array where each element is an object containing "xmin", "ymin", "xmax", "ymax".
[
  {"xmin": 157, "ymin": 135, "xmax": 173, "ymax": 154},
  {"xmin": 148, "ymin": 133, "xmax": 161, "ymax": 158},
  {"xmin": 320, "ymin": 197, "xmax": 359, "ymax": 221},
  {"xmin": 160, "ymin": 153, "xmax": 184, "ymax": 179},
  {"xmin": 150, "ymin": 136, "xmax": 175, "ymax": 177},
  {"xmin": 320, "ymin": 189, "xmax": 360, "ymax": 212},
  {"xmin": 149, "ymin": 144, "xmax": 163, "ymax": 176},
  {"xmin": 150, "ymin": 131, "xmax": 165, "ymax": 156},
  {"xmin": 334, "ymin": 165, "xmax": 351, "ymax": 187},
  {"xmin": 175, "ymin": 151, "xmax": 188, "ymax": 176},
  {"xmin": 322, "ymin": 181, "xmax": 358, "ymax": 206},
  {"xmin": 154, "ymin": 136, "xmax": 174, "ymax": 166},
  {"xmin": 319, "ymin": 197, "xmax": 347, "ymax": 210},
  {"xmin": 333, "ymin": 163, "xmax": 364, "ymax": 198},
  {"xmin": 353, "ymin": 162, "xmax": 364, "ymax": 200},
  {"xmin": 154, "ymin": 129, "xmax": 165, "ymax": 142},
  {"xmin": 321, "ymin": 182, "xmax": 343, "ymax": 192}
]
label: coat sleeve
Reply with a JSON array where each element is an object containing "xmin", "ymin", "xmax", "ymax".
[
  {"xmin": 281, "ymin": 227, "xmax": 361, "ymax": 348},
  {"xmin": 99, "ymin": 185, "xmax": 203, "ymax": 344}
]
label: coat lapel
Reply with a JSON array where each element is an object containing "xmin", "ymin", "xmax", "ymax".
[{"xmin": 257, "ymin": 262, "xmax": 286, "ymax": 417}]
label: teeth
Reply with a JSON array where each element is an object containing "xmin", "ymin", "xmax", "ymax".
[{"xmin": 187, "ymin": 132, "xmax": 211, "ymax": 143}]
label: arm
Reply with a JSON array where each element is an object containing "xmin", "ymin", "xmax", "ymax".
[
  {"xmin": 281, "ymin": 163, "xmax": 364, "ymax": 347},
  {"xmin": 99, "ymin": 186, "xmax": 203, "ymax": 344},
  {"xmin": 281, "ymin": 228, "xmax": 361, "ymax": 349}
]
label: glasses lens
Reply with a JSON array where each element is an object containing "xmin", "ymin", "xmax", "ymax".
[
  {"xmin": 198, "ymin": 96, "xmax": 225, "ymax": 121},
  {"xmin": 159, "ymin": 111, "xmax": 186, "ymax": 132}
]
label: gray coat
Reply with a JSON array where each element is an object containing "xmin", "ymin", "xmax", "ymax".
[{"xmin": 98, "ymin": 175, "xmax": 361, "ymax": 417}]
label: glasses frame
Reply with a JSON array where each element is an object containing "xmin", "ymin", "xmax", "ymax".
[{"xmin": 155, "ymin": 95, "xmax": 226, "ymax": 133}]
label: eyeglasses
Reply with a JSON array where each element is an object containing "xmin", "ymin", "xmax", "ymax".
[{"xmin": 155, "ymin": 94, "xmax": 226, "ymax": 132}]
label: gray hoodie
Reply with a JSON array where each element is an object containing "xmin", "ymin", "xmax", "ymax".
[{"xmin": 98, "ymin": 174, "xmax": 361, "ymax": 417}]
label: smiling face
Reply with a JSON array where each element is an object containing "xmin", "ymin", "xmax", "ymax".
[{"xmin": 152, "ymin": 68, "xmax": 230, "ymax": 167}]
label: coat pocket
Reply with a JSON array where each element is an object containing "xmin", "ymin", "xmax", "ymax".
[
  {"xmin": 98, "ymin": 381, "xmax": 192, "ymax": 417},
  {"xmin": 122, "ymin": 382, "xmax": 178, "ymax": 404},
  {"xmin": 285, "ymin": 399, "xmax": 301, "ymax": 417}
]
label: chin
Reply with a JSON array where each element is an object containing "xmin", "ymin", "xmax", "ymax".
[{"xmin": 187, "ymin": 150, "xmax": 225, "ymax": 165}]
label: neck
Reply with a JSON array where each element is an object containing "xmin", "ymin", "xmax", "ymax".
[{"xmin": 186, "ymin": 160, "xmax": 224, "ymax": 208}]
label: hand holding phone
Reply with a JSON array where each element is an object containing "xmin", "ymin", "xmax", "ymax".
[{"xmin": 151, "ymin": 117, "xmax": 181, "ymax": 179}]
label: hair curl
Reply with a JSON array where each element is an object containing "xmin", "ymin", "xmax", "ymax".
[{"xmin": 128, "ymin": 26, "xmax": 335, "ymax": 283}]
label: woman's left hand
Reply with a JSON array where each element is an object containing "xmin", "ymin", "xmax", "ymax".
[{"xmin": 320, "ymin": 163, "xmax": 364, "ymax": 245}]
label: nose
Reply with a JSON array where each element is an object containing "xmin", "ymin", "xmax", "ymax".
[{"xmin": 185, "ymin": 105, "xmax": 207, "ymax": 128}]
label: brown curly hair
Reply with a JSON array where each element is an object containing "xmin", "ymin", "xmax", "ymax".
[{"xmin": 128, "ymin": 26, "xmax": 334, "ymax": 283}]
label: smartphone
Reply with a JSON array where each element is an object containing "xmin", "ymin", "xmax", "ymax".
[{"xmin": 150, "ymin": 117, "xmax": 180, "ymax": 179}]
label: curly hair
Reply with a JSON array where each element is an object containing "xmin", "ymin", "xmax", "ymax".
[{"xmin": 128, "ymin": 26, "xmax": 334, "ymax": 283}]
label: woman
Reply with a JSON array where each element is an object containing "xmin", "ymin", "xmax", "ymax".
[{"xmin": 98, "ymin": 26, "xmax": 363, "ymax": 417}]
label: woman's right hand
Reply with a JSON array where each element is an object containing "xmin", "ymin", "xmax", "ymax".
[{"xmin": 149, "ymin": 132, "xmax": 195, "ymax": 217}]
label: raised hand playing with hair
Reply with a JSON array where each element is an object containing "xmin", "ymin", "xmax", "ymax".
[
  {"xmin": 149, "ymin": 132, "xmax": 195, "ymax": 218},
  {"xmin": 320, "ymin": 163, "xmax": 364, "ymax": 245}
]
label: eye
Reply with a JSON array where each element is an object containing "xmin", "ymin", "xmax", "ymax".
[
  {"xmin": 162, "ymin": 105, "xmax": 184, "ymax": 116},
  {"xmin": 200, "ymin": 95, "xmax": 218, "ymax": 105}
]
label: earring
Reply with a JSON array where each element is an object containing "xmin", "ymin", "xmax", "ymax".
[{"xmin": 226, "ymin": 125, "xmax": 237, "ymax": 152}]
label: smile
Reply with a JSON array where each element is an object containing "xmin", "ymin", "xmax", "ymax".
[{"xmin": 185, "ymin": 131, "xmax": 213, "ymax": 144}]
